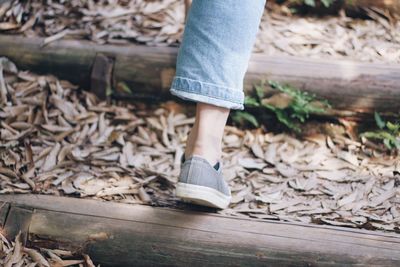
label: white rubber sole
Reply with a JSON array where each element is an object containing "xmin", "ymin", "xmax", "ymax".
[{"xmin": 176, "ymin": 182, "xmax": 231, "ymax": 209}]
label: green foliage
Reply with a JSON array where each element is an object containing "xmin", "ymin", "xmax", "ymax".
[
  {"xmin": 231, "ymin": 111, "xmax": 259, "ymax": 128},
  {"xmin": 232, "ymin": 81, "xmax": 330, "ymax": 132},
  {"xmin": 374, "ymin": 111, "xmax": 386, "ymax": 129},
  {"xmin": 361, "ymin": 112, "xmax": 400, "ymax": 150},
  {"xmin": 244, "ymin": 96, "xmax": 260, "ymax": 107},
  {"xmin": 304, "ymin": 0, "xmax": 316, "ymax": 6},
  {"xmin": 116, "ymin": 82, "xmax": 133, "ymax": 95}
]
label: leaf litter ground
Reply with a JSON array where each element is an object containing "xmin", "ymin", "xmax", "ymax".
[
  {"xmin": 1, "ymin": 1, "xmax": 400, "ymax": 265},
  {"xmin": 0, "ymin": 232, "xmax": 97, "ymax": 267}
]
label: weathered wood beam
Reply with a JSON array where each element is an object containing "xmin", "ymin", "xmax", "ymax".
[
  {"xmin": 90, "ymin": 54, "xmax": 114, "ymax": 100},
  {"xmin": 0, "ymin": 201, "xmax": 10, "ymax": 228},
  {"xmin": 1, "ymin": 205, "xmax": 33, "ymax": 244},
  {"xmin": 0, "ymin": 35, "xmax": 400, "ymax": 117},
  {"xmin": 1, "ymin": 194, "xmax": 400, "ymax": 267},
  {"xmin": 270, "ymin": 0, "xmax": 400, "ymax": 14},
  {"xmin": 345, "ymin": 0, "xmax": 400, "ymax": 14}
]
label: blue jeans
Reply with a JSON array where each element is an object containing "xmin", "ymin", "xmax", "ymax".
[{"xmin": 170, "ymin": 0, "xmax": 266, "ymax": 110}]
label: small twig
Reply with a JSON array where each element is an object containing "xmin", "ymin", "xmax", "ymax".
[
  {"xmin": 41, "ymin": 29, "xmax": 87, "ymax": 47},
  {"xmin": 42, "ymin": 29, "xmax": 71, "ymax": 47}
]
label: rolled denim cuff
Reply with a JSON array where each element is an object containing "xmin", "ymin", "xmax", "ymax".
[{"xmin": 170, "ymin": 76, "xmax": 244, "ymax": 110}]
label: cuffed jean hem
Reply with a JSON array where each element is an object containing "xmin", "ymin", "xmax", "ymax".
[{"xmin": 170, "ymin": 77, "xmax": 244, "ymax": 110}]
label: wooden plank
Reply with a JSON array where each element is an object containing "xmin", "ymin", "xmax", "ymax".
[
  {"xmin": 2, "ymin": 206, "xmax": 33, "ymax": 244},
  {"xmin": 28, "ymin": 209, "xmax": 370, "ymax": 267},
  {"xmin": 0, "ymin": 201, "xmax": 10, "ymax": 227},
  {"xmin": 90, "ymin": 53, "xmax": 114, "ymax": 100},
  {"xmin": 1, "ymin": 194, "xmax": 399, "ymax": 267},
  {"xmin": 346, "ymin": 0, "xmax": 400, "ymax": 13},
  {"xmin": 0, "ymin": 35, "xmax": 400, "ymax": 116},
  {"xmin": 0, "ymin": 36, "xmax": 97, "ymax": 89}
]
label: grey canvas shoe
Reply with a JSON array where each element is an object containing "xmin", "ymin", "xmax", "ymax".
[{"xmin": 175, "ymin": 155, "xmax": 231, "ymax": 209}]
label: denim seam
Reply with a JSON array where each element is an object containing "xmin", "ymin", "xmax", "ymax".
[
  {"xmin": 173, "ymin": 76, "xmax": 238, "ymax": 92},
  {"xmin": 171, "ymin": 77, "xmax": 243, "ymax": 104},
  {"xmin": 171, "ymin": 87, "xmax": 242, "ymax": 104}
]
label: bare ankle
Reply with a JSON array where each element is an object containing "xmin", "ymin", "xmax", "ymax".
[
  {"xmin": 185, "ymin": 136, "xmax": 221, "ymax": 165},
  {"xmin": 184, "ymin": 103, "xmax": 229, "ymax": 165}
]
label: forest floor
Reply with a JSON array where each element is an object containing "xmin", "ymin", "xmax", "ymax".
[
  {"xmin": 1, "ymin": 57, "xmax": 399, "ymax": 265},
  {"xmin": 1, "ymin": 1, "xmax": 399, "ymax": 265}
]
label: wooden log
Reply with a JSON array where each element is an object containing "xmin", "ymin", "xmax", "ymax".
[
  {"xmin": 90, "ymin": 54, "xmax": 114, "ymax": 100},
  {"xmin": 2, "ymin": 205, "xmax": 33, "ymax": 244},
  {"xmin": 0, "ymin": 201, "xmax": 10, "ymax": 228},
  {"xmin": 270, "ymin": 0, "xmax": 400, "ymax": 14},
  {"xmin": 345, "ymin": 0, "xmax": 400, "ymax": 14},
  {"xmin": 1, "ymin": 194, "xmax": 400, "ymax": 267},
  {"xmin": 1, "ymin": 35, "xmax": 400, "ymax": 117}
]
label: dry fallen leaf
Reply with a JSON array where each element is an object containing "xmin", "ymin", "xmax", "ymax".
[{"xmin": 0, "ymin": 231, "xmax": 95, "ymax": 267}]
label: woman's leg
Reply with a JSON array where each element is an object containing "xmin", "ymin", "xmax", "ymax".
[
  {"xmin": 171, "ymin": 0, "xmax": 266, "ymax": 208},
  {"xmin": 171, "ymin": 0, "xmax": 265, "ymax": 163},
  {"xmin": 185, "ymin": 103, "xmax": 229, "ymax": 166}
]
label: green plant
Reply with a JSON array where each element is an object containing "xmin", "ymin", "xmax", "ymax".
[
  {"xmin": 361, "ymin": 112, "xmax": 400, "ymax": 150},
  {"xmin": 232, "ymin": 81, "xmax": 330, "ymax": 132},
  {"xmin": 231, "ymin": 111, "xmax": 259, "ymax": 128}
]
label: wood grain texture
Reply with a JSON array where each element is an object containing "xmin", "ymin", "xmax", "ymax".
[
  {"xmin": 0, "ymin": 194, "xmax": 399, "ymax": 267},
  {"xmin": 90, "ymin": 54, "xmax": 114, "ymax": 100},
  {"xmin": 1, "ymin": 35, "xmax": 400, "ymax": 115},
  {"xmin": 346, "ymin": 0, "xmax": 400, "ymax": 13},
  {"xmin": 2, "ymin": 206, "xmax": 33, "ymax": 244},
  {"xmin": 0, "ymin": 201, "xmax": 10, "ymax": 228}
]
